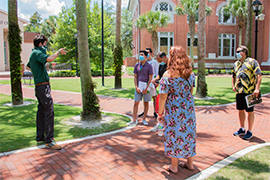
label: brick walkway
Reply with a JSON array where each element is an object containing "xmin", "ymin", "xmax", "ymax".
[{"xmin": 0, "ymin": 84, "xmax": 270, "ymax": 180}]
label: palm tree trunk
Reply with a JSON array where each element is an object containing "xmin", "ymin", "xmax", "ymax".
[
  {"xmin": 239, "ymin": 27, "xmax": 242, "ymax": 46},
  {"xmin": 189, "ymin": 18, "xmax": 196, "ymax": 69},
  {"xmin": 75, "ymin": 0, "xmax": 101, "ymax": 120},
  {"xmin": 196, "ymin": 0, "xmax": 207, "ymax": 98},
  {"xmin": 8, "ymin": 0, "xmax": 23, "ymax": 105},
  {"xmin": 114, "ymin": 0, "xmax": 123, "ymax": 89},
  {"xmin": 245, "ymin": 0, "xmax": 253, "ymax": 56},
  {"xmin": 152, "ymin": 32, "xmax": 159, "ymax": 57}
]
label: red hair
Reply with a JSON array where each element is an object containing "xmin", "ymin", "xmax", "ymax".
[{"xmin": 167, "ymin": 46, "xmax": 192, "ymax": 80}]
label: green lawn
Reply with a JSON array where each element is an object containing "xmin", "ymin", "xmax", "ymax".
[
  {"xmin": 0, "ymin": 93, "xmax": 130, "ymax": 152},
  {"xmin": 1, "ymin": 76, "xmax": 270, "ymax": 106},
  {"xmin": 207, "ymin": 146, "xmax": 270, "ymax": 180}
]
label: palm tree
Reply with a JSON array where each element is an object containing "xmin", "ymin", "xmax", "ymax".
[
  {"xmin": 245, "ymin": 0, "xmax": 253, "ymax": 55},
  {"xmin": 196, "ymin": 0, "xmax": 207, "ymax": 98},
  {"xmin": 8, "ymin": 0, "xmax": 23, "ymax": 105},
  {"xmin": 136, "ymin": 11, "xmax": 170, "ymax": 56},
  {"xmin": 175, "ymin": 0, "xmax": 212, "ymax": 69},
  {"xmin": 75, "ymin": 0, "xmax": 101, "ymax": 120},
  {"xmin": 114, "ymin": 0, "xmax": 123, "ymax": 89},
  {"xmin": 223, "ymin": 0, "xmax": 247, "ymax": 46}
]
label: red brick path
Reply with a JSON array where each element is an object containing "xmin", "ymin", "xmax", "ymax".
[{"xmin": 0, "ymin": 84, "xmax": 269, "ymax": 180}]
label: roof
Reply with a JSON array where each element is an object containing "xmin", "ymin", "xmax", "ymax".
[{"xmin": 0, "ymin": 8, "xmax": 28, "ymax": 24}]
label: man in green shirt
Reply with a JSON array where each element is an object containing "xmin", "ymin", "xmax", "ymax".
[
  {"xmin": 27, "ymin": 35, "xmax": 67, "ymax": 150},
  {"xmin": 232, "ymin": 45, "xmax": 262, "ymax": 140}
]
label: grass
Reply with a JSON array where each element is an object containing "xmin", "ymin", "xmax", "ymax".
[
  {"xmin": 207, "ymin": 146, "xmax": 270, "ymax": 180},
  {"xmin": 1, "ymin": 76, "xmax": 270, "ymax": 106},
  {"xmin": 0, "ymin": 93, "xmax": 130, "ymax": 152}
]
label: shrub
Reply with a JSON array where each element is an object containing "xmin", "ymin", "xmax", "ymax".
[
  {"xmin": 126, "ymin": 67, "xmax": 134, "ymax": 76},
  {"xmin": 49, "ymin": 70, "xmax": 76, "ymax": 77}
]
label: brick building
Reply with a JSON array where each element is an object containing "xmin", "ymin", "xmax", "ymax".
[{"xmin": 128, "ymin": 0, "xmax": 270, "ymax": 70}]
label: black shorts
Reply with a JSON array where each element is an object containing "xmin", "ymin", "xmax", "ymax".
[{"xmin": 236, "ymin": 94, "xmax": 254, "ymax": 112}]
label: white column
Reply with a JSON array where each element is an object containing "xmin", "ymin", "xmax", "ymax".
[{"xmin": 0, "ymin": 28, "xmax": 5, "ymax": 71}]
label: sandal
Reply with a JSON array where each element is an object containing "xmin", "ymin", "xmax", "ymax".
[
  {"xmin": 163, "ymin": 165, "xmax": 178, "ymax": 174},
  {"xmin": 178, "ymin": 162, "xmax": 195, "ymax": 171}
]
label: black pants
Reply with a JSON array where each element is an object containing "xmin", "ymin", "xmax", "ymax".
[{"xmin": 35, "ymin": 84, "xmax": 54, "ymax": 143}]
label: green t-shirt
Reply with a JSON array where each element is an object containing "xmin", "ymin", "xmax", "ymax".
[
  {"xmin": 27, "ymin": 47, "xmax": 50, "ymax": 85},
  {"xmin": 232, "ymin": 57, "xmax": 262, "ymax": 94}
]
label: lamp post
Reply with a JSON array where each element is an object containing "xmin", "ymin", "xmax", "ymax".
[
  {"xmin": 101, "ymin": 0, "xmax": 104, "ymax": 86},
  {"xmin": 252, "ymin": 0, "xmax": 263, "ymax": 60},
  {"xmin": 74, "ymin": 34, "xmax": 78, "ymax": 77}
]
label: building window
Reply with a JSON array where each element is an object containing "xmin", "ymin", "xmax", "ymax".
[
  {"xmin": 187, "ymin": 33, "xmax": 198, "ymax": 57},
  {"xmin": 4, "ymin": 41, "xmax": 7, "ymax": 66},
  {"xmin": 218, "ymin": 7, "xmax": 235, "ymax": 24},
  {"xmin": 158, "ymin": 32, "xmax": 174, "ymax": 56},
  {"xmin": 218, "ymin": 34, "xmax": 235, "ymax": 57},
  {"xmin": 155, "ymin": 2, "xmax": 174, "ymax": 23}
]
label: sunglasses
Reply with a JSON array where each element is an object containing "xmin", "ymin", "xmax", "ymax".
[
  {"xmin": 140, "ymin": 64, "xmax": 143, "ymax": 71},
  {"xmin": 236, "ymin": 50, "xmax": 243, "ymax": 53}
]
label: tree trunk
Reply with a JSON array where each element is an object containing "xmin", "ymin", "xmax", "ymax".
[
  {"xmin": 152, "ymin": 31, "xmax": 159, "ymax": 57},
  {"xmin": 8, "ymin": 0, "xmax": 23, "ymax": 105},
  {"xmin": 75, "ymin": 0, "xmax": 101, "ymax": 120},
  {"xmin": 189, "ymin": 17, "xmax": 196, "ymax": 69},
  {"xmin": 114, "ymin": 0, "xmax": 123, "ymax": 89},
  {"xmin": 245, "ymin": 0, "xmax": 253, "ymax": 56},
  {"xmin": 196, "ymin": 0, "xmax": 207, "ymax": 98},
  {"xmin": 239, "ymin": 26, "xmax": 242, "ymax": 46}
]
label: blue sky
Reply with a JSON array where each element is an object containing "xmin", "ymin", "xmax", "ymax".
[{"xmin": 0, "ymin": 0, "xmax": 129, "ymax": 21}]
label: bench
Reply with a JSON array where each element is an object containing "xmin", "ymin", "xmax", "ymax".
[{"xmin": 22, "ymin": 71, "xmax": 33, "ymax": 85}]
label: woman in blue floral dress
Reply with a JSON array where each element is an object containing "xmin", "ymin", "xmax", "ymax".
[{"xmin": 157, "ymin": 46, "xmax": 196, "ymax": 174}]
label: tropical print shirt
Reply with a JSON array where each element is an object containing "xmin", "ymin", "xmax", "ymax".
[{"xmin": 232, "ymin": 57, "xmax": 262, "ymax": 94}]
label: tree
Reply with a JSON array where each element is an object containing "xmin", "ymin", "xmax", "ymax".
[
  {"xmin": 23, "ymin": 12, "xmax": 42, "ymax": 32},
  {"xmin": 245, "ymin": 0, "xmax": 253, "ymax": 55},
  {"xmin": 8, "ymin": 0, "xmax": 23, "ymax": 105},
  {"xmin": 223, "ymin": 0, "xmax": 247, "ymax": 46},
  {"xmin": 75, "ymin": 0, "xmax": 101, "ymax": 120},
  {"xmin": 196, "ymin": 0, "xmax": 207, "ymax": 98},
  {"xmin": 121, "ymin": 8, "xmax": 133, "ymax": 58},
  {"xmin": 175, "ymin": 0, "xmax": 212, "ymax": 69},
  {"xmin": 136, "ymin": 11, "xmax": 170, "ymax": 56},
  {"xmin": 113, "ymin": 0, "xmax": 123, "ymax": 89}
]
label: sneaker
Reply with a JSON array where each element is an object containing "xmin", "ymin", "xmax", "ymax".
[
  {"xmin": 126, "ymin": 119, "xmax": 138, "ymax": 126},
  {"xmin": 243, "ymin": 131, "xmax": 253, "ymax": 140},
  {"xmin": 138, "ymin": 112, "xmax": 144, "ymax": 117},
  {"xmin": 142, "ymin": 119, "xmax": 149, "ymax": 126},
  {"xmin": 150, "ymin": 124, "xmax": 159, "ymax": 132},
  {"xmin": 154, "ymin": 112, "xmax": 158, "ymax": 119},
  {"xmin": 233, "ymin": 128, "xmax": 246, "ymax": 136},
  {"xmin": 37, "ymin": 138, "xmax": 45, "ymax": 144},
  {"xmin": 46, "ymin": 140, "xmax": 61, "ymax": 150}
]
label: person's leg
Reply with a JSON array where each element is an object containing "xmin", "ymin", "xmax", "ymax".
[
  {"xmin": 247, "ymin": 111, "xmax": 254, "ymax": 131},
  {"xmin": 170, "ymin": 157, "xmax": 178, "ymax": 172},
  {"xmin": 143, "ymin": 101, "xmax": 149, "ymax": 120},
  {"xmin": 133, "ymin": 101, "xmax": 140, "ymax": 121},
  {"xmin": 152, "ymin": 95, "xmax": 156, "ymax": 113},
  {"xmin": 35, "ymin": 93, "xmax": 45, "ymax": 142},
  {"xmin": 187, "ymin": 156, "xmax": 195, "ymax": 169},
  {"xmin": 238, "ymin": 110, "xmax": 246, "ymax": 128}
]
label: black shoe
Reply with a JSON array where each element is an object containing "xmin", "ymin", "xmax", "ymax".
[
  {"xmin": 243, "ymin": 131, "xmax": 253, "ymax": 140},
  {"xmin": 138, "ymin": 112, "xmax": 144, "ymax": 117},
  {"xmin": 154, "ymin": 112, "xmax": 158, "ymax": 119},
  {"xmin": 233, "ymin": 128, "xmax": 246, "ymax": 136}
]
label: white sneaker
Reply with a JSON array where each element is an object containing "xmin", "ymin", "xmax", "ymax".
[
  {"xmin": 142, "ymin": 119, "xmax": 148, "ymax": 126},
  {"xmin": 150, "ymin": 124, "xmax": 159, "ymax": 132},
  {"xmin": 126, "ymin": 119, "xmax": 138, "ymax": 126}
]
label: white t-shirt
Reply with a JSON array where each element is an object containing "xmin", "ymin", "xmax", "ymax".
[{"xmin": 147, "ymin": 59, "xmax": 159, "ymax": 79}]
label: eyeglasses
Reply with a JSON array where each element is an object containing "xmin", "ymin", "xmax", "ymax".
[{"xmin": 236, "ymin": 50, "xmax": 243, "ymax": 53}]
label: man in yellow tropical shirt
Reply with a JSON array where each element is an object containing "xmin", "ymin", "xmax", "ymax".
[{"xmin": 232, "ymin": 45, "xmax": 262, "ymax": 140}]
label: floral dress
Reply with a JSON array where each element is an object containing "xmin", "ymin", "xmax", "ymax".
[{"xmin": 159, "ymin": 74, "xmax": 196, "ymax": 158}]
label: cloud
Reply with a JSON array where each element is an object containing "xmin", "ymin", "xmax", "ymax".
[{"xmin": 36, "ymin": 0, "xmax": 66, "ymax": 16}]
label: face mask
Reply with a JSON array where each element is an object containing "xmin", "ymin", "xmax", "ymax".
[
  {"xmin": 147, "ymin": 54, "xmax": 149, "ymax": 58},
  {"xmin": 160, "ymin": 62, "xmax": 165, "ymax": 65},
  {"xmin": 236, "ymin": 53, "xmax": 242, "ymax": 60},
  {"xmin": 139, "ymin": 56, "xmax": 144, "ymax": 61},
  {"xmin": 43, "ymin": 45, "xmax": 47, "ymax": 49}
]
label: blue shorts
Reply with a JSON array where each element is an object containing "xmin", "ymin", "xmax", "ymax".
[{"xmin": 134, "ymin": 90, "xmax": 151, "ymax": 102}]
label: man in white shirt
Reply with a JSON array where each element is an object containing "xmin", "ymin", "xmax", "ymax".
[{"xmin": 138, "ymin": 48, "xmax": 159, "ymax": 119}]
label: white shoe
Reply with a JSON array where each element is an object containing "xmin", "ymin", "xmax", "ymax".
[
  {"xmin": 142, "ymin": 119, "xmax": 148, "ymax": 126},
  {"xmin": 126, "ymin": 119, "xmax": 138, "ymax": 126},
  {"xmin": 150, "ymin": 124, "xmax": 159, "ymax": 132}
]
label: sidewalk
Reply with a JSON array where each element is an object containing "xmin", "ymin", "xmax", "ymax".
[{"xmin": 0, "ymin": 84, "xmax": 270, "ymax": 180}]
